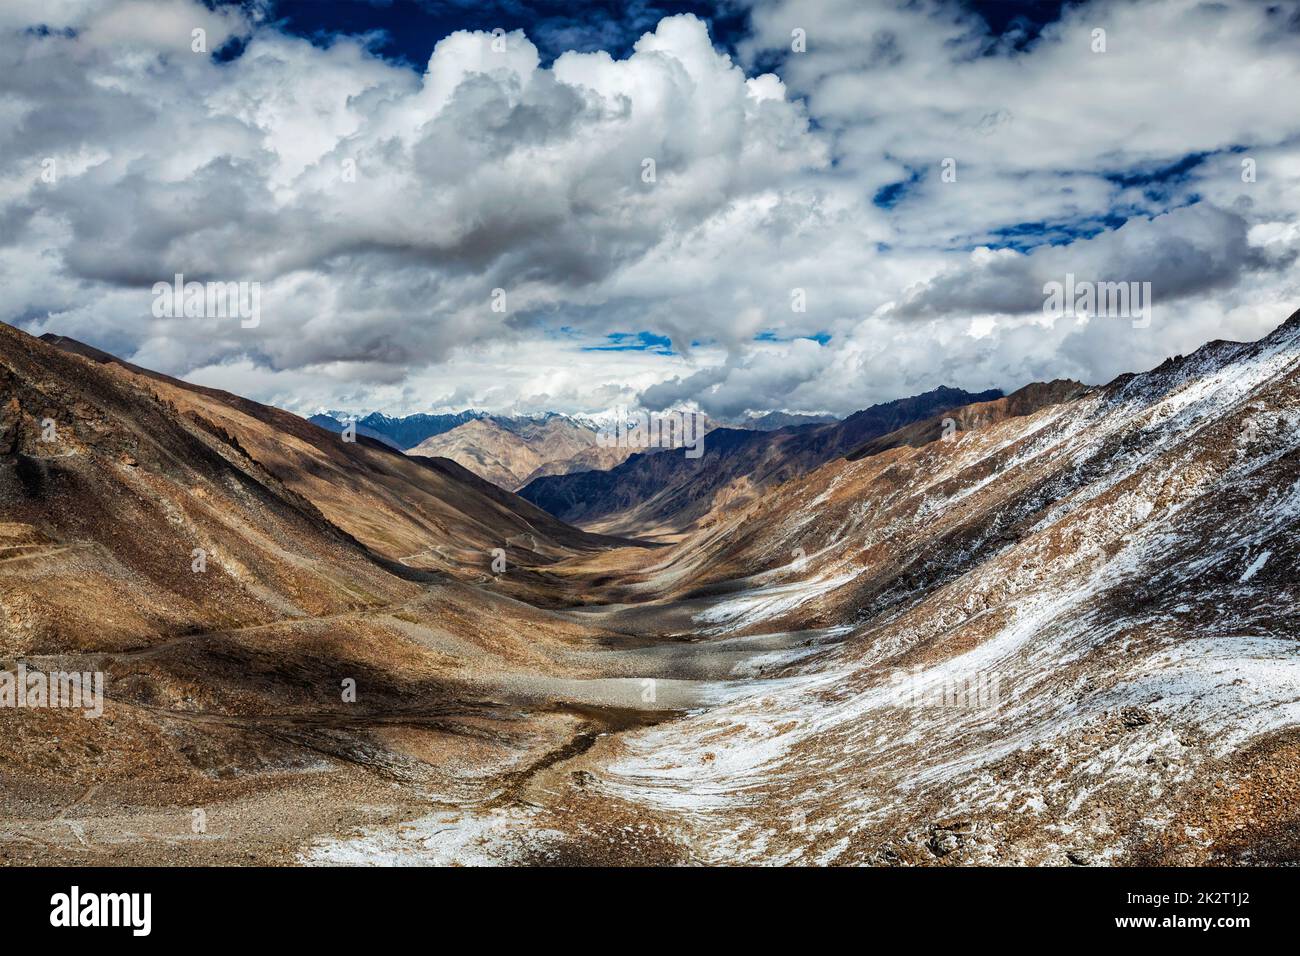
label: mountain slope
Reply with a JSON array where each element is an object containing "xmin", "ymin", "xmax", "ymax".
[
  {"xmin": 1, "ymin": 322, "xmax": 658, "ymax": 864},
  {"xmin": 555, "ymin": 309, "xmax": 1300, "ymax": 865},
  {"xmin": 2, "ymin": 326, "xmax": 422, "ymax": 653},
  {"xmin": 37, "ymin": 332, "xmax": 620, "ymax": 571},
  {"xmin": 407, "ymin": 415, "xmax": 639, "ymax": 490},
  {"xmin": 518, "ymin": 386, "xmax": 1003, "ymax": 535}
]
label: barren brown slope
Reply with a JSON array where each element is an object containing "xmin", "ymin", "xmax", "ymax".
[
  {"xmin": 408, "ymin": 415, "xmax": 637, "ymax": 491},
  {"xmin": 38, "ymin": 332, "xmax": 629, "ymax": 575},
  {"xmin": 3, "ymin": 323, "xmax": 424, "ymax": 654},
  {"xmin": 409, "ymin": 418, "xmax": 544, "ymax": 489},
  {"xmin": 0, "ymin": 322, "xmax": 675, "ymax": 864}
]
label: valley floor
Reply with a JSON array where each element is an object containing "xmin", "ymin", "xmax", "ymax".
[
  {"xmin": 6, "ymin": 541, "xmax": 1296, "ymax": 867},
  {"xmin": 0, "ymin": 548, "xmax": 855, "ymax": 866}
]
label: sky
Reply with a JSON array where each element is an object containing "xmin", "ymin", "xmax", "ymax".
[{"xmin": 1, "ymin": 0, "xmax": 1298, "ymax": 419}]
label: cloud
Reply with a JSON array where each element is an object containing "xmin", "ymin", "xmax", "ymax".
[
  {"xmin": 1, "ymin": 0, "xmax": 1299, "ymax": 418},
  {"xmin": 890, "ymin": 203, "xmax": 1257, "ymax": 320},
  {"xmin": 2, "ymin": 7, "xmax": 831, "ymax": 401}
]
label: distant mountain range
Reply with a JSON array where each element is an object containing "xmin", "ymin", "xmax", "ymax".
[
  {"xmin": 307, "ymin": 410, "xmax": 644, "ymax": 490},
  {"xmin": 733, "ymin": 411, "xmax": 839, "ymax": 430},
  {"xmin": 407, "ymin": 415, "xmax": 643, "ymax": 490},
  {"xmin": 311, "ymin": 392, "xmax": 996, "ymax": 525},
  {"xmin": 306, "ymin": 410, "xmax": 488, "ymax": 449},
  {"xmin": 518, "ymin": 386, "xmax": 1004, "ymax": 535},
  {"xmin": 309, "ymin": 407, "xmax": 835, "ymax": 448},
  {"xmin": 306, "ymin": 407, "xmax": 840, "ymax": 492}
]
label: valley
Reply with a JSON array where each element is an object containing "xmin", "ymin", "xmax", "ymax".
[{"xmin": 3, "ymin": 311, "xmax": 1300, "ymax": 866}]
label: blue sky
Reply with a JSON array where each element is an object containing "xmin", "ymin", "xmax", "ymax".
[
  {"xmin": 2, "ymin": 0, "xmax": 1298, "ymax": 418},
  {"xmin": 254, "ymin": 0, "xmax": 753, "ymax": 66},
  {"xmin": 244, "ymin": 1, "xmax": 1075, "ymax": 67}
]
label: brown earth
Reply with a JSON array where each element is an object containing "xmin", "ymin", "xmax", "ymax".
[{"xmin": 3, "ymin": 313, "xmax": 1300, "ymax": 866}]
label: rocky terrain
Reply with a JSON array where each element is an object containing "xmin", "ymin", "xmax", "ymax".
[
  {"xmin": 314, "ymin": 407, "xmax": 840, "ymax": 494},
  {"xmin": 515, "ymin": 310, "xmax": 1300, "ymax": 865},
  {"xmin": 519, "ymin": 386, "xmax": 1001, "ymax": 536},
  {"xmin": 3, "ymin": 313, "xmax": 1299, "ymax": 867},
  {"xmin": 408, "ymin": 415, "xmax": 642, "ymax": 491}
]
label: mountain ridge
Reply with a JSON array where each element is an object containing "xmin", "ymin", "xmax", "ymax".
[
  {"xmin": 406, "ymin": 414, "xmax": 646, "ymax": 491},
  {"xmin": 518, "ymin": 385, "xmax": 1005, "ymax": 535}
]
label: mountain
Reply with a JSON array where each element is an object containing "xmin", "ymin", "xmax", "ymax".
[
  {"xmin": 306, "ymin": 413, "xmax": 397, "ymax": 448},
  {"xmin": 550, "ymin": 308, "xmax": 1300, "ymax": 864},
  {"xmin": 733, "ymin": 411, "xmax": 839, "ymax": 430},
  {"xmin": 307, "ymin": 410, "xmax": 486, "ymax": 450},
  {"xmin": 9, "ymin": 312, "xmax": 1300, "ymax": 867},
  {"xmin": 29, "ymin": 331, "xmax": 624, "ymax": 586},
  {"xmin": 518, "ymin": 385, "xmax": 1003, "ymax": 536},
  {"xmin": 0, "ymin": 322, "xmax": 663, "ymax": 863},
  {"xmin": 406, "ymin": 414, "xmax": 641, "ymax": 490},
  {"xmin": 306, "ymin": 409, "xmax": 650, "ymax": 490}
]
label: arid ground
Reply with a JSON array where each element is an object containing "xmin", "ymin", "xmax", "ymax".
[{"xmin": 3, "ymin": 313, "xmax": 1300, "ymax": 865}]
